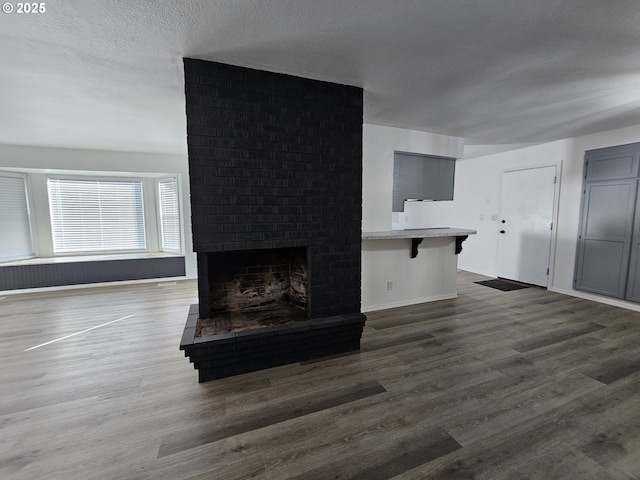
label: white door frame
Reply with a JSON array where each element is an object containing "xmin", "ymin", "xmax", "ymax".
[{"xmin": 497, "ymin": 161, "xmax": 562, "ymax": 288}]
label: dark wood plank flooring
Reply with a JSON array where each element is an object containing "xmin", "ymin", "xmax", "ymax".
[{"xmin": 2, "ymin": 271, "xmax": 640, "ymax": 479}]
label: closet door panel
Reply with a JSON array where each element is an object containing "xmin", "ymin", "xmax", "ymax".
[
  {"xmin": 625, "ymin": 200, "xmax": 640, "ymax": 302},
  {"xmin": 575, "ymin": 179, "xmax": 637, "ymax": 298}
]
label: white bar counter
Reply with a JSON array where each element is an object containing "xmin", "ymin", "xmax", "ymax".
[
  {"xmin": 361, "ymin": 227, "xmax": 476, "ymax": 312},
  {"xmin": 362, "ymin": 227, "xmax": 476, "ymax": 240}
]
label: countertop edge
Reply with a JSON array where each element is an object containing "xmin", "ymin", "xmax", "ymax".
[{"xmin": 362, "ymin": 228, "xmax": 477, "ymax": 240}]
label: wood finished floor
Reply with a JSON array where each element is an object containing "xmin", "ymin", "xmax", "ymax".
[{"xmin": 2, "ymin": 272, "xmax": 640, "ymax": 479}]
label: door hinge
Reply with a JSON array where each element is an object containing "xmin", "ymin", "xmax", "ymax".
[
  {"xmin": 550, "ymin": 222, "xmax": 553, "ymax": 230},
  {"xmin": 547, "ymin": 268, "xmax": 549, "ymax": 275},
  {"xmin": 553, "ymin": 176, "xmax": 557, "ymax": 184}
]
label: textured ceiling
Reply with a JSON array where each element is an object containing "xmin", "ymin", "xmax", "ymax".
[{"xmin": 1, "ymin": 0, "xmax": 639, "ymax": 154}]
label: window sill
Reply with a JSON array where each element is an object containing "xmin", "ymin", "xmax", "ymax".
[{"xmin": 1, "ymin": 252, "xmax": 183, "ymax": 267}]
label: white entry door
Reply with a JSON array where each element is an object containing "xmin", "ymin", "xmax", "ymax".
[{"xmin": 496, "ymin": 165, "xmax": 557, "ymax": 287}]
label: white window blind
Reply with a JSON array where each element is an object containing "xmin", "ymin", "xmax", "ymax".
[
  {"xmin": 158, "ymin": 178, "xmax": 180, "ymax": 252},
  {"xmin": 47, "ymin": 178, "xmax": 146, "ymax": 254},
  {"xmin": 0, "ymin": 175, "xmax": 33, "ymax": 261}
]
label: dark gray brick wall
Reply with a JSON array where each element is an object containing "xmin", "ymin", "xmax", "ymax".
[{"xmin": 184, "ymin": 59, "xmax": 363, "ymax": 319}]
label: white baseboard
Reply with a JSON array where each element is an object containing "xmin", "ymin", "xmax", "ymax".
[
  {"xmin": 362, "ymin": 292, "xmax": 458, "ymax": 313},
  {"xmin": 549, "ymin": 286, "xmax": 640, "ymax": 313},
  {"xmin": 0, "ymin": 275, "xmax": 198, "ymax": 296}
]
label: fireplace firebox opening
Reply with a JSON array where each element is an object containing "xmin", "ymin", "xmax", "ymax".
[{"xmin": 196, "ymin": 247, "xmax": 308, "ymax": 336}]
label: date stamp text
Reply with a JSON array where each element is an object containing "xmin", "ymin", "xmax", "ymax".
[{"xmin": 3, "ymin": 3, "xmax": 47, "ymax": 14}]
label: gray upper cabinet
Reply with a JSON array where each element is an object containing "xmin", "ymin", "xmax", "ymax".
[
  {"xmin": 584, "ymin": 144, "xmax": 640, "ymax": 181},
  {"xmin": 575, "ymin": 142, "xmax": 640, "ymax": 301}
]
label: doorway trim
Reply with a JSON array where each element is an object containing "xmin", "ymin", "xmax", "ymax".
[{"xmin": 497, "ymin": 161, "xmax": 562, "ymax": 289}]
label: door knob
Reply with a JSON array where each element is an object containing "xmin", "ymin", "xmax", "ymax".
[{"xmin": 500, "ymin": 230, "xmax": 506, "ymax": 234}]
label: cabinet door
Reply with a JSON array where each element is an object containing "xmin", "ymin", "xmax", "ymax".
[
  {"xmin": 574, "ymin": 179, "xmax": 638, "ymax": 298},
  {"xmin": 584, "ymin": 143, "xmax": 640, "ymax": 181},
  {"xmin": 625, "ymin": 202, "xmax": 640, "ymax": 302}
]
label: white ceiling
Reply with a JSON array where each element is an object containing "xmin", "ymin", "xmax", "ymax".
[{"xmin": 1, "ymin": 0, "xmax": 640, "ymax": 155}]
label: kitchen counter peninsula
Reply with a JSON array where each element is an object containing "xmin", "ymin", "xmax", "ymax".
[{"xmin": 361, "ymin": 227, "xmax": 476, "ymax": 311}]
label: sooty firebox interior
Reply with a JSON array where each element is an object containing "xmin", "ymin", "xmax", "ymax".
[{"xmin": 197, "ymin": 247, "xmax": 308, "ymax": 336}]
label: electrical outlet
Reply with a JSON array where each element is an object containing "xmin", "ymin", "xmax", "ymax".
[{"xmin": 386, "ymin": 281, "xmax": 393, "ymax": 291}]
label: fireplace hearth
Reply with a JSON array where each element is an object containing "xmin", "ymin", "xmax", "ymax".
[
  {"xmin": 196, "ymin": 303, "xmax": 307, "ymax": 336},
  {"xmin": 180, "ymin": 59, "xmax": 366, "ymax": 381}
]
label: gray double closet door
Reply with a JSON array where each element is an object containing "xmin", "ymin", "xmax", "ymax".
[{"xmin": 575, "ymin": 142, "xmax": 640, "ymax": 301}]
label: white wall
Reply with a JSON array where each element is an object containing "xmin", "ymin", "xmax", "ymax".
[
  {"xmin": 362, "ymin": 124, "xmax": 464, "ymax": 232},
  {"xmin": 454, "ymin": 139, "xmax": 572, "ymax": 277},
  {"xmin": 0, "ymin": 143, "xmax": 196, "ymax": 278},
  {"xmin": 362, "ymin": 124, "xmax": 465, "ymax": 310},
  {"xmin": 458, "ymin": 123, "xmax": 640, "ymax": 311}
]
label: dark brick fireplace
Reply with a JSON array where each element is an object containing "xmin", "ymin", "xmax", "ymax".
[{"xmin": 180, "ymin": 59, "xmax": 367, "ymax": 381}]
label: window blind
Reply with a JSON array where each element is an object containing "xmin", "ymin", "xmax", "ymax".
[
  {"xmin": 47, "ymin": 178, "xmax": 146, "ymax": 254},
  {"xmin": 0, "ymin": 175, "xmax": 33, "ymax": 261},
  {"xmin": 158, "ymin": 178, "xmax": 180, "ymax": 252}
]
